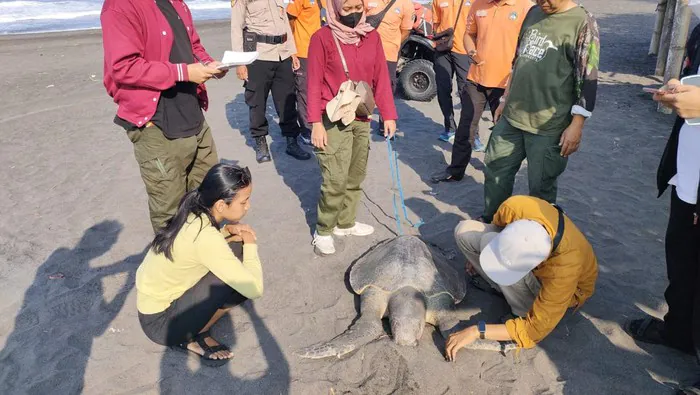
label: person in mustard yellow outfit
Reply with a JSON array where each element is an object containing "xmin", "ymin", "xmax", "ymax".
[{"xmin": 445, "ymin": 195, "xmax": 598, "ymax": 360}]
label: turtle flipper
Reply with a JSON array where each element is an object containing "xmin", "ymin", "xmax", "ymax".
[
  {"xmin": 465, "ymin": 339, "xmax": 518, "ymax": 353},
  {"xmin": 296, "ymin": 318, "xmax": 385, "ymax": 359}
]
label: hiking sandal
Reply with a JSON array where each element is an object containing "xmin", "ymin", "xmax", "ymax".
[{"xmin": 172, "ymin": 331, "xmax": 232, "ymax": 367}]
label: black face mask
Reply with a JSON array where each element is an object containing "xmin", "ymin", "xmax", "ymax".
[{"xmin": 339, "ymin": 12, "xmax": 363, "ymax": 28}]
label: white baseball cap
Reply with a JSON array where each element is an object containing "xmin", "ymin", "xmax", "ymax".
[{"xmin": 479, "ymin": 220, "xmax": 552, "ymax": 286}]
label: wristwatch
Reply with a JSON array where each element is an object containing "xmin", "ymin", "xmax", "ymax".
[{"xmin": 477, "ymin": 320, "xmax": 486, "ymax": 340}]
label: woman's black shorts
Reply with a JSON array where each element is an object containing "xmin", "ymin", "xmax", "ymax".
[{"xmin": 138, "ymin": 272, "xmax": 247, "ymax": 346}]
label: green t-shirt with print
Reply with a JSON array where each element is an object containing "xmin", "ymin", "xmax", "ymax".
[{"xmin": 503, "ymin": 5, "xmax": 600, "ymax": 136}]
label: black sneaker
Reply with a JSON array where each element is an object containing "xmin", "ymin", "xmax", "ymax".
[
  {"xmin": 254, "ymin": 136, "xmax": 271, "ymax": 163},
  {"xmin": 286, "ymin": 136, "xmax": 311, "ymax": 160},
  {"xmin": 430, "ymin": 170, "xmax": 462, "ymax": 184}
]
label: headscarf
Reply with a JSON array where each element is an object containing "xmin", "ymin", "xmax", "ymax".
[{"xmin": 326, "ymin": 0, "xmax": 374, "ymax": 45}]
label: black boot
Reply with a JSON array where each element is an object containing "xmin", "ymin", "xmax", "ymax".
[
  {"xmin": 254, "ymin": 136, "xmax": 271, "ymax": 163},
  {"xmin": 430, "ymin": 169, "xmax": 463, "ymax": 183},
  {"xmin": 286, "ymin": 136, "xmax": 311, "ymax": 160}
]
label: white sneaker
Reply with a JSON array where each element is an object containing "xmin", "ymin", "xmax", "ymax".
[
  {"xmin": 312, "ymin": 232, "xmax": 336, "ymax": 255},
  {"xmin": 333, "ymin": 222, "xmax": 375, "ymax": 237}
]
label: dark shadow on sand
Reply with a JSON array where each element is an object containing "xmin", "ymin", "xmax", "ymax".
[
  {"xmin": 225, "ymin": 94, "xmax": 320, "ymax": 237},
  {"xmin": 0, "ymin": 221, "xmax": 142, "ymax": 394},
  {"xmin": 157, "ymin": 242, "xmax": 290, "ymax": 394}
]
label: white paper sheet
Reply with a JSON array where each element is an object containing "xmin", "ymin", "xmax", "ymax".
[{"xmin": 217, "ymin": 51, "xmax": 259, "ymax": 70}]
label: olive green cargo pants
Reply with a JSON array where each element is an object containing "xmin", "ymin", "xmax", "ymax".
[
  {"xmin": 127, "ymin": 122, "xmax": 218, "ymax": 232},
  {"xmin": 483, "ymin": 119, "xmax": 568, "ymax": 222},
  {"xmin": 315, "ymin": 118, "xmax": 371, "ymax": 236}
]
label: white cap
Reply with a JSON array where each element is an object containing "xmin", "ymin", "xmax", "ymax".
[{"xmin": 479, "ymin": 220, "xmax": 552, "ymax": 286}]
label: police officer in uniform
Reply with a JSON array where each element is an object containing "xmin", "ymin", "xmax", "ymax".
[{"xmin": 231, "ymin": 0, "xmax": 311, "ymax": 163}]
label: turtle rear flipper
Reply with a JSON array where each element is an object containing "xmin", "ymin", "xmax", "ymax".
[{"xmin": 296, "ymin": 318, "xmax": 385, "ymax": 359}]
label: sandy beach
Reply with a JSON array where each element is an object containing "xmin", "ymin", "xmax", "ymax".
[{"xmin": 0, "ymin": 0, "xmax": 698, "ymax": 393}]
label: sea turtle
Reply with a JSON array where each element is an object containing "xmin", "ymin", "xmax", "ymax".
[{"xmin": 297, "ymin": 235, "xmax": 512, "ymax": 359}]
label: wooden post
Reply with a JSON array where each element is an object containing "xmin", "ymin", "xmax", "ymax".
[
  {"xmin": 665, "ymin": 0, "xmax": 692, "ymax": 80},
  {"xmin": 650, "ymin": 0, "xmax": 668, "ymax": 55},
  {"xmin": 659, "ymin": 0, "xmax": 692, "ymax": 113},
  {"xmin": 656, "ymin": 0, "xmax": 677, "ymax": 76}
]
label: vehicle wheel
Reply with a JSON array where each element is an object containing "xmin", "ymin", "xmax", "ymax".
[{"xmin": 399, "ymin": 59, "xmax": 436, "ymax": 102}]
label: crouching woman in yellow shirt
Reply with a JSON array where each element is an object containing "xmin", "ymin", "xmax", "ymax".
[
  {"xmin": 445, "ymin": 195, "xmax": 598, "ymax": 361},
  {"xmin": 136, "ymin": 163, "xmax": 263, "ymax": 367}
]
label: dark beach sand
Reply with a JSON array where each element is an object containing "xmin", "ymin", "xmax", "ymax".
[{"xmin": 0, "ymin": 2, "xmax": 697, "ymax": 393}]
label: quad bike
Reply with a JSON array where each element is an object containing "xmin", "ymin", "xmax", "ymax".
[{"xmin": 396, "ymin": 7, "xmax": 437, "ymax": 102}]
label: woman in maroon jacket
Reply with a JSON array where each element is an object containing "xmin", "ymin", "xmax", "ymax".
[{"xmin": 307, "ymin": 0, "xmax": 398, "ymax": 256}]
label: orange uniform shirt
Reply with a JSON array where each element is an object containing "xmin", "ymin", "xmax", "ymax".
[
  {"xmin": 287, "ymin": 0, "xmax": 326, "ymax": 58},
  {"xmin": 465, "ymin": 0, "xmax": 533, "ymax": 88},
  {"xmin": 366, "ymin": 0, "xmax": 415, "ymax": 62},
  {"xmin": 432, "ymin": 0, "xmax": 472, "ymax": 54}
]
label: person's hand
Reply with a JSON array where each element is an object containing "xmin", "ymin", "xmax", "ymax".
[
  {"xmin": 653, "ymin": 78, "xmax": 680, "ymax": 101},
  {"xmin": 187, "ymin": 63, "xmax": 218, "ymax": 84},
  {"xmin": 493, "ymin": 101, "xmax": 505, "ymax": 123},
  {"xmin": 559, "ymin": 117, "xmax": 584, "ymax": 157},
  {"xmin": 311, "ymin": 122, "xmax": 328, "ymax": 150},
  {"xmin": 469, "ymin": 52, "xmax": 485, "ymax": 66},
  {"xmin": 445, "ymin": 326, "xmax": 479, "ymax": 362},
  {"xmin": 655, "ymin": 82, "xmax": 700, "ymax": 119},
  {"xmin": 236, "ymin": 65, "xmax": 249, "ymax": 81},
  {"xmin": 207, "ymin": 61, "xmax": 229, "ymax": 79},
  {"xmin": 384, "ymin": 119, "xmax": 397, "ymax": 139},
  {"xmin": 291, "ymin": 55, "xmax": 301, "ymax": 71},
  {"xmin": 465, "ymin": 261, "xmax": 477, "ymax": 276},
  {"xmin": 225, "ymin": 223, "xmax": 257, "ymax": 244}
]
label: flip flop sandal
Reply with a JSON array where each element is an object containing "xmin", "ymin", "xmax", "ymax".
[
  {"xmin": 624, "ymin": 316, "xmax": 665, "ymax": 345},
  {"xmin": 172, "ymin": 331, "xmax": 232, "ymax": 367}
]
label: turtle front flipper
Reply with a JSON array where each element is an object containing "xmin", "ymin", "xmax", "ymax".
[
  {"xmin": 295, "ymin": 317, "xmax": 385, "ymax": 359},
  {"xmin": 297, "ymin": 287, "xmax": 389, "ymax": 359}
]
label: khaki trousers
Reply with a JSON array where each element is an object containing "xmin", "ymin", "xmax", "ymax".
[
  {"xmin": 315, "ymin": 117, "xmax": 370, "ymax": 236},
  {"xmin": 482, "ymin": 119, "xmax": 569, "ymax": 222},
  {"xmin": 454, "ymin": 220, "xmax": 542, "ymax": 317},
  {"xmin": 127, "ymin": 122, "xmax": 218, "ymax": 232}
]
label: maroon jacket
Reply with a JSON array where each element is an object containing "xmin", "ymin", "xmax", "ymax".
[
  {"xmin": 307, "ymin": 27, "xmax": 398, "ymax": 124},
  {"xmin": 100, "ymin": 0, "xmax": 214, "ymax": 128}
]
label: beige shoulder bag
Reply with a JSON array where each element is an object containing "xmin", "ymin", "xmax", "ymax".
[{"xmin": 325, "ymin": 35, "xmax": 376, "ymax": 126}]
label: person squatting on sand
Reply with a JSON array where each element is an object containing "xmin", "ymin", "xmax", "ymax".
[
  {"xmin": 135, "ymin": 164, "xmax": 263, "ymax": 367},
  {"xmin": 446, "ymin": 195, "xmax": 598, "ymax": 360},
  {"xmin": 101, "ymin": 0, "xmax": 226, "ymax": 232},
  {"xmin": 481, "ymin": 0, "xmax": 599, "ymax": 223},
  {"xmin": 431, "ymin": 0, "xmax": 533, "ymax": 183},
  {"xmin": 626, "ymin": 18, "xmax": 700, "ymax": 395},
  {"xmin": 307, "ymin": 0, "xmax": 398, "ymax": 255},
  {"xmin": 231, "ymin": 0, "xmax": 312, "ymax": 163}
]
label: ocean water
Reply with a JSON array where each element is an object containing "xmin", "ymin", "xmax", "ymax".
[{"xmin": 0, "ymin": 0, "xmax": 232, "ymax": 35}]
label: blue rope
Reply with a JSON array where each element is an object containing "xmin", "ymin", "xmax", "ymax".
[{"xmin": 386, "ymin": 138, "xmax": 424, "ymax": 235}]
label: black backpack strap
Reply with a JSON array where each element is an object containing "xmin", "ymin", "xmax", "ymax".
[
  {"xmin": 365, "ymin": 0, "xmax": 399, "ymax": 29},
  {"xmin": 551, "ymin": 204, "xmax": 565, "ymax": 254}
]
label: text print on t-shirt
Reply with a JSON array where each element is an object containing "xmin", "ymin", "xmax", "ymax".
[{"xmin": 520, "ymin": 28, "xmax": 558, "ymax": 62}]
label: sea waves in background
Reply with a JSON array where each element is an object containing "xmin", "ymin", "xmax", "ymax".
[{"xmin": 0, "ymin": 0, "xmax": 231, "ymax": 34}]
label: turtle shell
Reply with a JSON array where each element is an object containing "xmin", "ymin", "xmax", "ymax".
[{"xmin": 349, "ymin": 235, "xmax": 467, "ymax": 303}]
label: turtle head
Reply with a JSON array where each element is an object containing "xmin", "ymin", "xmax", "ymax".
[{"xmin": 388, "ymin": 286, "xmax": 427, "ymax": 347}]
